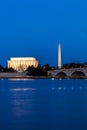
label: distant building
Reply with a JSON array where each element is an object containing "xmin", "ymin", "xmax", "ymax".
[
  {"xmin": 8, "ymin": 57, "xmax": 38, "ymax": 72},
  {"xmin": 58, "ymin": 43, "xmax": 62, "ymax": 69}
]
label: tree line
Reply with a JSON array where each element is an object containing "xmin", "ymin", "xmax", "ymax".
[
  {"xmin": 0, "ymin": 65, "xmax": 15, "ymax": 72},
  {"xmin": 62, "ymin": 63, "xmax": 87, "ymax": 69},
  {"xmin": 0, "ymin": 62, "xmax": 87, "ymax": 76},
  {"xmin": 27, "ymin": 64, "xmax": 56, "ymax": 76},
  {"xmin": 0, "ymin": 64, "xmax": 56, "ymax": 75}
]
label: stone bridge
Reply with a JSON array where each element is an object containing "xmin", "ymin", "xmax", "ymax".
[{"xmin": 48, "ymin": 67, "xmax": 87, "ymax": 78}]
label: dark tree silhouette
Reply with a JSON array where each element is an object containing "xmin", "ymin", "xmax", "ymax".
[
  {"xmin": 27, "ymin": 64, "xmax": 52, "ymax": 76},
  {"xmin": 0, "ymin": 65, "xmax": 4, "ymax": 72}
]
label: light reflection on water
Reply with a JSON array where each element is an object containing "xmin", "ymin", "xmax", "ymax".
[
  {"xmin": 12, "ymin": 94, "xmax": 33, "ymax": 117},
  {"xmin": 0, "ymin": 79, "xmax": 87, "ymax": 130},
  {"xmin": 10, "ymin": 88, "xmax": 37, "ymax": 91},
  {"xmin": 9, "ymin": 78, "xmax": 35, "ymax": 81},
  {"xmin": 51, "ymin": 86, "xmax": 87, "ymax": 91},
  {"xmin": 9, "ymin": 87, "xmax": 37, "ymax": 118}
]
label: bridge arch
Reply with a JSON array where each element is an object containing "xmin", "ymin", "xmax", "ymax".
[
  {"xmin": 56, "ymin": 72, "xmax": 67, "ymax": 78},
  {"xmin": 71, "ymin": 71, "xmax": 85, "ymax": 78}
]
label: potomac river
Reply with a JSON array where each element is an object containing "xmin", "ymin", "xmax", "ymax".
[{"xmin": 0, "ymin": 79, "xmax": 87, "ymax": 130}]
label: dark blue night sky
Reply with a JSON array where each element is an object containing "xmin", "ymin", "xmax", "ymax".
[{"xmin": 0, "ymin": 0, "xmax": 87, "ymax": 66}]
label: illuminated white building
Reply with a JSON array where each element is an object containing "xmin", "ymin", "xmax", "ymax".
[
  {"xmin": 58, "ymin": 43, "xmax": 62, "ymax": 69},
  {"xmin": 8, "ymin": 57, "xmax": 38, "ymax": 72}
]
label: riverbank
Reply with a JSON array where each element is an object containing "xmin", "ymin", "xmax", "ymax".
[
  {"xmin": 0, "ymin": 72, "xmax": 86, "ymax": 79},
  {"xmin": 0, "ymin": 72, "xmax": 49, "ymax": 79}
]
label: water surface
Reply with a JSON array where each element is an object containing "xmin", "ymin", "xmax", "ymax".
[{"xmin": 0, "ymin": 79, "xmax": 87, "ymax": 130}]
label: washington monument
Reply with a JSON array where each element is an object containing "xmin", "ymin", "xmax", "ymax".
[{"xmin": 58, "ymin": 43, "xmax": 62, "ymax": 69}]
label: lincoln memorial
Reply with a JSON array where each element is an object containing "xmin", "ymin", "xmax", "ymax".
[{"xmin": 8, "ymin": 57, "xmax": 38, "ymax": 72}]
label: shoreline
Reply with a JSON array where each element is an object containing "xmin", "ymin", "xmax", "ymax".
[
  {"xmin": 0, "ymin": 73, "xmax": 86, "ymax": 79},
  {"xmin": 0, "ymin": 72, "xmax": 49, "ymax": 79}
]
